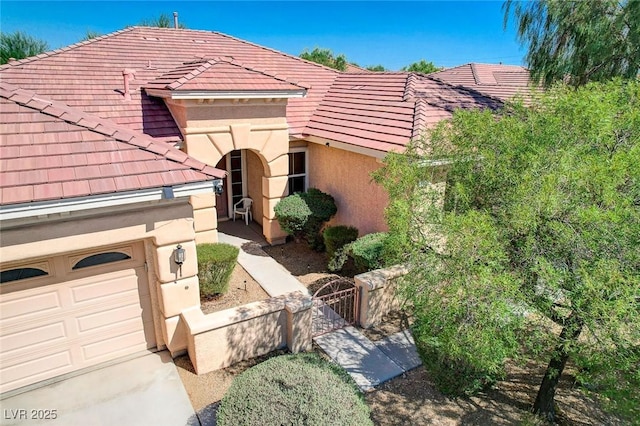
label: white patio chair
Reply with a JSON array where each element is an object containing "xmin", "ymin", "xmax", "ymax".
[{"xmin": 233, "ymin": 197, "xmax": 253, "ymax": 225}]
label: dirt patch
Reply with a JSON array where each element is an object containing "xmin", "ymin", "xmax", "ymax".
[
  {"xmin": 262, "ymin": 240, "xmax": 358, "ymax": 291},
  {"xmin": 359, "ymin": 310, "xmax": 412, "ymax": 342},
  {"xmin": 200, "ymin": 263, "xmax": 268, "ymax": 314},
  {"xmin": 366, "ymin": 361, "xmax": 624, "ymax": 426}
]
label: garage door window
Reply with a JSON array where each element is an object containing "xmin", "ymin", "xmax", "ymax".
[
  {"xmin": 72, "ymin": 252, "xmax": 132, "ymax": 270},
  {"xmin": 0, "ymin": 267, "xmax": 48, "ymax": 284}
]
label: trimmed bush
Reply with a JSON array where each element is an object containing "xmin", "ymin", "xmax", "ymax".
[
  {"xmin": 329, "ymin": 232, "xmax": 388, "ymax": 272},
  {"xmin": 350, "ymin": 232, "xmax": 387, "ymax": 271},
  {"xmin": 197, "ymin": 243, "xmax": 239, "ymax": 297},
  {"xmin": 274, "ymin": 188, "xmax": 337, "ymax": 250},
  {"xmin": 323, "ymin": 225, "xmax": 359, "ymax": 259},
  {"xmin": 273, "ymin": 193, "xmax": 311, "ymax": 241},
  {"xmin": 217, "ymin": 353, "xmax": 372, "ymax": 426}
]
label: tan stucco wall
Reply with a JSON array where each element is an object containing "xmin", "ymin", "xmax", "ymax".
[
  {"xmin": 355, "ymin": 265, "xmax": 408, "ymax": 328},
  {"xmin": 307, "ymin": 143, "xmax": 389, "ymax": 235},
  {"xmin": 0, "ymin": 201, "xmax": 202, "ymax": 355},
  {"xmin": 246, "ymin": 150, "xmax": 264, "ymax": 226},
  {"xmin": 167, "ymin": 98, "xmax": 290, "ymax": 244}
]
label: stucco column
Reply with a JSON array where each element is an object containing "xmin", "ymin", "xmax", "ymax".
[
  {"xmin": 190, "ymin": 193, "xmax": 218, "ymax": 244},
  {"xmin": 262, "ymin": 155, "xmax": 289, "ymax": 245}
]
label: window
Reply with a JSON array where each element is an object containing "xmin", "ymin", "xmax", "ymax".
[
  {"xmin": 72, "ymin": 252, "xmax": 131, "ymax": 270},
  {"xmin": 288, "ymin": 149, "xmax": 307, "ymax": 195},
  {"xmin": 0, "ymin": 267, "xmax": 48, "ymax": 284}
]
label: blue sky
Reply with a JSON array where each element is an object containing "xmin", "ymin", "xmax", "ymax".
[{"xmin": 1, "ymin": 1, "xmax": 525, "ymax": 70}]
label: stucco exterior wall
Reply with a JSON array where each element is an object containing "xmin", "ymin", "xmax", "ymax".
[
  {"xmin": 307, "ymin": 143, "xmax": 389, "ymax": 235},
  {"xmin": 0, "ymin": 201, "xmax": 202, "ymax": 355},
  {"xmin": 166, "ymin": 98, "xmax": 290, "ymax": 244},
  {"xmin": 246, "ymin": 150, "xmax": 264, "ymax": 226}
]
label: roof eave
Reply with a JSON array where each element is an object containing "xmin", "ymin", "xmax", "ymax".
[
  {"xmin": 146, "ymin": 88, "xmax": 307, "ymax": 100},
  {"xmin": 0, "ymin": 179, "xmax": 223, "ymax": 221}
]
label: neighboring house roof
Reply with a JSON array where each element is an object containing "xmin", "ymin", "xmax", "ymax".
[
  {"xmin": 0, "ymin": 83, "xmax": 224, "ymax": 206},
  {"xmin": 305, "ymin": 72, "xmax": 503, "ymax": 153},
  {"xmin": 344, "ymin": 63, "xmax": 372, "ymax": 73},
  {"xmin": 145, "ymin": 58, "xmax": 309, "ymax": 94},
  {"xmin": 430, "ymin": 63, "xmax": 534, "ymax": 101}
]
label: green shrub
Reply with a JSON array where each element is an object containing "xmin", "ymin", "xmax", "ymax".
[
  {"xmin": 273, "ymin": 193, "xmax": 311, "ymax": 241},
  {"xmin": 350, "ymin": 232, "xmax": 387, "ymax": 271},
  {"xmin": 329, "ymin": 232, "xmax": 388, "ymax": 272},
  {"xmin": 274, "ymin": 188, "xmax": 337, "ymax": 250},
  {"xmin": 197, "ymin": 243, "xmax": 239, "ymax": 297},
  {"xmin": 217, "ymin": 353, "xmax": 372, "ymax": 426},
  {"xmin": 415, "ymin": 339, "xmax": 502, "ymax": 396},
  {"xmin": 323, "ymin": 225, "xmax": 359, "ymax": 259}
]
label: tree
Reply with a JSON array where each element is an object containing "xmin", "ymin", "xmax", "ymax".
[
  {"xmin": 299, "ymin": 47, "xmax": 347, "ymax": 71},
  {"xmin": 138, "ymin": 13, "xmax": 186, "ymax": 29},
  {"xmin": 504, "ymin": 0, "xmax": 640, "ymax": 87},
  {"xmin": 374, "ymin": 80, "xmax": 640, "ymax": 422},
  {"xmin": 0, "ymin": 31, "xmax": 48, "ymax": 64},
  {"xmin": 80, "ymin": 30, "xmax": 102, "ymax": 42},
  {"xmin": 401, "ymin": 59, "xmax": 441, "ymax": 74},
  {"xmin": 366, "ymin": 64, "xmax": 387, "ymax": 72}
]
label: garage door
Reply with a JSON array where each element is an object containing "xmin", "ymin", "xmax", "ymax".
[{"xmin": 0, "ymin": 242, "xmax": 156, "ymax": 394}]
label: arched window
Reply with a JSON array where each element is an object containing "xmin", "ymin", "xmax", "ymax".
[
  {"xmin": 72, "ymin": 252, "xmax": 131, "ymax": 270},
  {"xmin": 0, "ymin": 267, "xmax": 48, "ymax": 284}
]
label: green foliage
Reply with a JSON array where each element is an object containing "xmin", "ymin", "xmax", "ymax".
[
  {"xmin": 217, "ymin": 353, "xmax": 372, "ymax": 426},
  {"xmin": 196, "ymin": 243, "xmax": 239, "ymax": 297},
  {"xmin": 375, "ymin": 80, "xmax": 640, "ymax": 420},
  {"xmin": 274, "ymin": 188, "xmax": 337, "ymax": 250},
  {"xmin": 402, "ymin": 59, "xmax": 441, "ymax": 74},
  {"xmin": 0, "ymin": 31, "xmax": 48, "ymax": 64},
  {"xmin": 329, "ymin": 232, "xmax": 388, "ymax": 272},
  {"xmin": 80, "ymin": 30, "xmax": 102, "ymax": 42},
  {"xmin": 300, "ymin": 47, "xmax": 348, "ymax": 71},
  {"xmin": 504, "ymin": 0, "xmax": 640, "ymax": 87},
  {"xmin": 366, "ymin": 64, "xmax": 387, "ymax": 72},
  {"xmin": 323, "ymin": 225, "xmax": 359, "ymax": 259},
  {"xmin": 138, "ymin": 13, "xmax": 187, "ymax": 29}
]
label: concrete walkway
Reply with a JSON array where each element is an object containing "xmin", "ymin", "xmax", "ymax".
[
  {"xmin": 314, "ymin": 327, "xmax": 422, "ymax": 392},
  {"xmin": 1, "ymin": 351, "xmax": 197, "ymax": 426},
  {"xmin": 218, "ymin": 222, "xmax": 420, "ymax": 393}
]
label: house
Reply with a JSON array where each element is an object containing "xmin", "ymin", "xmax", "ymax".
[{"xmin": 0, "ymin": 26, "xmax": 529, "ymax": 394}]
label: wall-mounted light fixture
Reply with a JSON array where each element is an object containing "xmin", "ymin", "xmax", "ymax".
[
  {"xmin": 214, "ymin": 180, "xmax": 224, "ymax": 195},
  {"xmin": 174, "ymin": 244, "xmax": 186, "ymax": 265}
]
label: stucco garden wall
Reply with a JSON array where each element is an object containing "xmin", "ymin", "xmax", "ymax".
[
  {"xmin": 355, "ymin": 265, "xmax": 408, "ymax": 328},
  {"xmin": 0, "ymin": 201, "xmax": 203, "ymax": 355},
  {"xmin": 307, "ymin": 143, "xmax": 389, "ymax": 235}
]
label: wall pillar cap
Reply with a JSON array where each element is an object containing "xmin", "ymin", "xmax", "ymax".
[
  {"xmin": 355, "ymin": 264, "xmax": 408, "ymax": 291},
  {"xmin": 283, "ymin": 291, "xmax": 313, "ymax": 313}
]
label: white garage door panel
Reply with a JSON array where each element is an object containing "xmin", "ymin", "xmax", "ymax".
[
  {"xmin": 70, "ymin": 270, "xmax": 146, "ymax": 304},
  {"xmin": 82, "ymin": 330, "xmax": 149, "ymax": 361},
  {"xmin": 0, "ymin": 242, "xmax": 156, "ymax": 394},
  {"xmin": 1, "ymin": 321, "xmax": 67, "ymax": 354},
  {"xmin": 2, "ymin": 350, "xmax": 73, "ymax": 390},
  {"xmin": 0, "ymin": 290, "xmax": 61, "ymax": 320}
]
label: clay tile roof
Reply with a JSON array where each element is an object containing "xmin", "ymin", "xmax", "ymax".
[
  {"xmin": 430, "ymin": 63, "xmax": 537, "ymax": 102},
  {"xmin": 0, "ymin": 26, "xmax": 338, "ymax": 138},
  {"xmin": 145, "ymin": 58, "xmax": 309, "ymax": 93},
  {"xmin": 0, "ymin": 83, "xmax": 224, "ymax": 206},
  {"xmin": 304, "ymin": 72, "xmax": 503, "ymax": 154}
]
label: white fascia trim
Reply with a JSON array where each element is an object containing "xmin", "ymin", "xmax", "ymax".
[
  {"xmin": 304, "ymin": 135, "xmax": 392, "ymax": 160},
  {"xmin": 170, "ymin": 89, "xmax": 307, "ymax": 100},
  {"xmin": 0, "ymin": 179, "xmax": 223, "ymax": 221}
]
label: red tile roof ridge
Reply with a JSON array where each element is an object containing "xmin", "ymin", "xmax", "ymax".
[
  {"xmin": 160, "ymin": 58, "xmax": 310, "ymax": 91},
  {"xmin": 404, "ymin": 73, "xmax": 420, "ymax": 101},
  {"xmin": 418, "ymin": 74, "xmax": 506, "ymax": 106},
  {"xmin": 412, "ymin": 98, "xmax": 430, "ymax": 140},
  {"xmin": 0, "ymin": 27, "xmax": 136, "ymax": 70},
  {"xmin": 0, "ymin": 82, "xmax": 224, "ymax": 179}
]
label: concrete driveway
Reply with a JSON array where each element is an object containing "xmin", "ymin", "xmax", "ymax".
[{"xmin": 1, "ymin": 351, "xmax": 197, "ymax": 426}]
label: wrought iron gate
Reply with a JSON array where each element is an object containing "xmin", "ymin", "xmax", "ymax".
[{"xmin": 311, "ymin": 278, "xmax": 359, "ymax": 337}]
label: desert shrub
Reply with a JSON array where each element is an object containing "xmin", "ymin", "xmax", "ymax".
[
  {"xmin": 415, "ymin": 338, "xmax": 502, "ymax": 396},
  {"xmin": 328, "ymin": 232, "xmax": 388, "ymax": 273},
  {"xmin": 197, "ymin": 243, "xmax": 239, "ymax": 297},
  {"xmin": 274, "ymin": 188, "xmax": 337, "ymax": 250},
  {"xmin": 217, "ymin": 353, "xmax": 372, "ymax": 426},
  {"xmin": 273, "ymin": 193, "xmax": 311, "ymax": 241},
  {"xmin": 323, "ymin": 225, "xmax": 359, "ymax": 259}
]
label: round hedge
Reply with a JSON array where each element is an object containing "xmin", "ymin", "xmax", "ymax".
[{"xmin": 216, "ymin": 353, "xmax": 372, "ymax": 426}]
